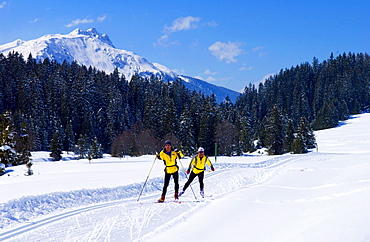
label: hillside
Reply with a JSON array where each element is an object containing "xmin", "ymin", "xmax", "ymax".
[
  {"xmin": 0, "ymin": 113, "xmax": 369, "ymax": 241},
  {"xmin": 0, "ymin": 28, "xmax": 240, "ymax": 103}
]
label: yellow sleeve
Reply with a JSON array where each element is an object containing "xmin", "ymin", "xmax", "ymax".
[
  {"xmin": 206, "ymin": 157, "xmax": 213, "ymax": 168},
  {"xmin": 189, "ymin": 157, "xmax": 195, "ymax": 169},
  {"xmin": 177, "ymin": 150, "xmax": 184, "ymax": 159},
  {"xmin": 159, "ymin": 151, "xmax": 166, "ymax": 161}
]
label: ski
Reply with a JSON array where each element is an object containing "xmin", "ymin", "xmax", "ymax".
[
  {"xmin": 139, "ymin": 200, "xmax": 182, "ymax": 205},
  {"xmin": 155, "ymin": 200, "xmax": 182, "ymax": 204}
]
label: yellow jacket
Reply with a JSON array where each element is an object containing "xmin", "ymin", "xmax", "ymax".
[
  {"xmin": 189, "ymin": 155, "xmax": 213, "ymax": 174},
  {"xmin": 158, "ymin": 149, "xmax": 183, "ymax": 174}
]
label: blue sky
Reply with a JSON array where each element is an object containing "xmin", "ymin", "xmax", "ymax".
[{"xmin": 1, "ymin": 0, "xmax": 369, "ymax": 92}]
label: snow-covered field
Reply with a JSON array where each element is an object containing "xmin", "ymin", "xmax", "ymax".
[{"xmin": 1, "ymin": 113, "xmax": 370, "ymax": 241}]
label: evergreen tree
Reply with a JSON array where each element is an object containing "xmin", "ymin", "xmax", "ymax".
[
  {"xmin": 283, "ymin": 119, "xmax": 295, "ymax": 153},
  {"xmin": 264, "ymin": 105, "xmax": 287, "ymax": 155},
  {"xmin": 291, "ymin": 134, "xmax": 306, "ymax": 154},
  {"xmin": 1, "ymin": 51, "xmax": 370, "ymax": 159},
  {"xmin": 88, "ymin": 137, "xmax": 103, "ymax": 160},
  {"xmin": 292, "ymin": 117, "xmax": 316, "ymax": 154},
  {"xmin": 298, "ymin": 117, "xmax": 316, "ymax": 149},
  {"xmin": 312, "ymin": 101, "xmax": 338, "ymax": 130},
  {"xmin": 177, "ymin": 105, "xmax": 196, "ymax": 155},
  {"xmin": 15, "ymin": 122, "xmax": 32, "ymax": 165},
  {"xmin": 64, "ymin": 120, "xmax": 75, "ymax": 152},
  {"xmin": 162, "ymin": 98, "xmax": 177, "ymax": 137},
  {"xmin": 0, "ymin": 111, "xmax": 18, "ymax": 165},
  {"xmin": 75, "ymin": 134, "xmax": 89, "ymax": 159},
  {"xmin": 237, "ymin": 115, "xmax": 255, "ymax": 153},
  {"xmin": 197, "ymin": 95, "xmax": 217, "ymax": 155},
  {"xmin": 49, "ymin": 130, "xmax": 63, "ymax": 161}
]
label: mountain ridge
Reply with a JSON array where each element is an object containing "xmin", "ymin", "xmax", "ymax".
[{"xmin": 0, "ymin": 28, "xmax": 240, "ymax": 103}]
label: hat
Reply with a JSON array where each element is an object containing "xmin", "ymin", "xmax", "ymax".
[
  {"xmin": 164, "ymin": 140, "xmax": 172, "ymax": 146},
  {"xmin": 198, "ymin": 147, "xmax": 204, "ymax": 153}
]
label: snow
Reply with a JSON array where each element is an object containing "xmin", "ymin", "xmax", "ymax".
[
  {"xmin": 0, "ymin": 28, "xmax": 240, "ymax": 103},
  {"xmin": 0, "ymin": 28, "xmax": 176, "ymax": 81},
  {"xmin": 1, "ymin": 113, "xmax": 370, "ymax": 241}
]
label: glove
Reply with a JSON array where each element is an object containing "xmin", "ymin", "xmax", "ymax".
[
  {"xmin": 175, "ymin": 150, "xmax": 184, "ymax": 159},
  {"xmin": 211, "ymin": 167, "xmax": 215, "ymax": 172},
  {"xmin": 156, "ymin": 154, "xmax": 161, "ymax": 160},
  {"xmin": 186, "ymin": 169, "xmax": 190, "ymax": 174}
]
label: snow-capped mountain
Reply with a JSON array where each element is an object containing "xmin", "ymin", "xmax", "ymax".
[{"xmin": 0, "ymin": 28, "xmax": 240, "ymax": 103}]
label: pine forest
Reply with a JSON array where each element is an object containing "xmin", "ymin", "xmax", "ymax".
[{"xmin": 0, "ymin": 52, "xmax": 369, "ymax": 165}]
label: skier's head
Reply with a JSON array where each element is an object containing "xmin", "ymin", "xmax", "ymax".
[
  {"xmin": 164, "ymin": 140, "xmax": 172, "ymax": 147},
  {"xmin": 164, "ymin": 140, "xmax": 172, "ymax": 151},
  {"xmin": 198, "ymin": 147, "xmax": 205, "ymax": 156}
]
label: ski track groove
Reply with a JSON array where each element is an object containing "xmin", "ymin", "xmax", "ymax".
[{"xmin": 0, "ymin": 153, "xmax": 331, "ymax": 241}]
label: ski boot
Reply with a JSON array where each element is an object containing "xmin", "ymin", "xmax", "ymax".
[
  {"xmin": 157, "ymin": 195, "xmax": 165, "ymax": 203},
  {"xmin": 174, "ymin": 192, "xmax": 179, "ymax": 200},
  {"xmin": 178, "ymin": 190, "xmax": 185, "ymax": 197},
  {"xmin": 200, "ymin": 189, "xmax": 204, "ymax": 198}
]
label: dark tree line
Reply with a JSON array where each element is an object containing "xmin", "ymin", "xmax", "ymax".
[
  {"xmin": 1, "ymin": 51, "xmax": 369, "ymax": 161},
  {"xmin": 234, "ymin": 52, "xmax": 370, "ymax": 154}
]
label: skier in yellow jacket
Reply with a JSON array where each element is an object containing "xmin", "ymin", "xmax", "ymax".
[
  {"xmin": 156, "ymin": 140, "xmax": 184, "ymax": 202},
  {"xmin": 179, "ymin": 147, "xmax": 215, "ymax": 198}
]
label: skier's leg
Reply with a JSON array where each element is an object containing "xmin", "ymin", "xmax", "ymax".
[
  {"xmin": 173, "ymin": 171, "xmax": 179, "ymax": 199},
  {"xmin": 173, "ymin": 171, "xmax": 179, "ymax": 192},
  {"xmin": 161, "ymin": 173, "xmax": 171, "ymax": 196},
  {"xmin": 198, "ymin": 172, "xmax": 205, "ymax": 196},
  {"xmin": 182, "ymin": 171, "xmax": 196, "ymax": 191}
]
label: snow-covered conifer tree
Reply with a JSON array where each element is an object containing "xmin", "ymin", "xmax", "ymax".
[{"xmin": 0, "ymin": 111, "xmax": 18, "ymax": 165}]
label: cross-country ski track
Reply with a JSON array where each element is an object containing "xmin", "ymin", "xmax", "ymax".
[
  {"xmin": 0, "ymin": 154, "xmax": 321, "ymax": 241},
  {"xmin": 2, "ymin": 113, "xmax": 370, "ymax": 241}
]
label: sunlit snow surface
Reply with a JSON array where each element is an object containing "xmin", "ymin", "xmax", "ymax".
[{"xmin": 1, "ymin": 114, "xmax": 370, "ymax": 241}]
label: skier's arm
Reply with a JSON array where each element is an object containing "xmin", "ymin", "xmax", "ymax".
[
  {"xmin": 175, "ymin": 149, "xmax": 184, "ymax": 159},
  {"xmin": 187, "ymin": 158, "xmax": 195, "ymax": 173},
  {"xmin": 206, "ymin": 157, "xmax": 215, "ymax": 171},
  {"xmin": 156, "ymin": 151, "xmax": 163, "ymax": 160}
]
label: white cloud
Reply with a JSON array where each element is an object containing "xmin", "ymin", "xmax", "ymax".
[
  {"xmin": 196, "ymin": 69, "xmax": 218, "ymax": 82},
  {"xmin": 252, "ymin": 46, "xmax": 266, "ymax": 57},
  {"xmin": 65, "ymin": 15, "xmax": 107, "ymax": 28},
  {"xmin": 208, "ymin": 41, "xmax": 243, "ymax": 63},
  {"xmin": 206, "ymin": 20, "xmax": 218, "ymax": 28},
  {"xmin": 252, "ymin": 46, "xmax": 262, "ymax": 52},
  {"xmin": 165, "ymin": 16, "xmax": 201, "ymax": 33},
  {"xmin": 66, "ymin": 18, "xmax": 94, "ymax": 27},
  {"xmin": 206, "ymin": 76, "xmax": 217, "ymax": 82},
  {"xmin": 173, "ymin": 68, "xmax": 186, "ymax": 75},
  {"xmin": 155, "ymin": 34, "xmax": 168, "ymax": 46},
  {"xmin": 0, "ymin": 1, "xmax": 7, "ymax": 9},
  {"xmin": 239, "ymin": 63, "xmax": 253, "ymax": 71},
  {"xmin": 239, "ymin": 66, "xmax": 253, "ymax": 71},
  {"xmin": 30, "ymin": 18, "xmax": 40, "ymax": 23},
  {"xmin": 97, "ymin": 15, "xmax": 107, "ymax": 22},
  {"xmin": 155, "ymin": 34, "xmax": 181, "ymax": 47},
  {"xmin": 204, "ymin": 69, "xmax": 217, "ymax": 75},
  {"xmin": 156, "ymin": 16, "xmax": 203, "ymax": 47}
]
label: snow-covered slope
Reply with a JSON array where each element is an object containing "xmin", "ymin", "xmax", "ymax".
[
  {"xmin": 1, "ymin": 114, "xmax": 370, "ymax": 241},
  {"xmin": 181, "ymin": 75, "xmax": 241, "ymax": 102},
  {"xmin": 0, "ymin": 28, "xmax": 240, "ymax": 103}
]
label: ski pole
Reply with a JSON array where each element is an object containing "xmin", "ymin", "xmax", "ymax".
[
  {"xmin": 137, "ymin": 156, "xmax": 156, "ymax": 202},
  {"xmin": 178, "ymin": 157, "xmax": 197, "ymax": 200}
]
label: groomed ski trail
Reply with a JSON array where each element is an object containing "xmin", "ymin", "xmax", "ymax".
[{"xmin": 0, "ymin": 153, "xmax": 332, "ymax": 241}]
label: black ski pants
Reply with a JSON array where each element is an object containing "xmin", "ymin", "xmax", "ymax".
[
  {"xmin": 161, "ymin": 171, "xmax": 179, "ymax": 196},
  {"xmin": 183, "ymin": 171, "xmax": 204, "ymax": 191}
]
